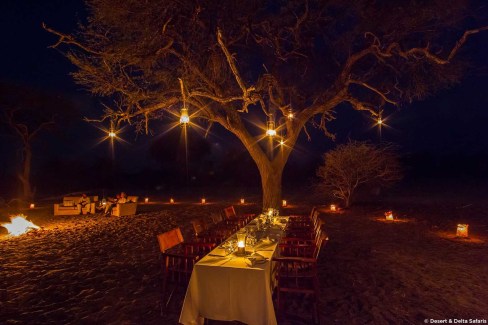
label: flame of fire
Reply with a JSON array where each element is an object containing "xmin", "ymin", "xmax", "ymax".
[{"xmin": 1, "ymin": 215, "xmax": 40, "ymax": 236}]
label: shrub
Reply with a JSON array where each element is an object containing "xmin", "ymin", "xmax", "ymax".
[{"xmin": 317, "ymin": 141, "xmax": 402, "ymax": 207}]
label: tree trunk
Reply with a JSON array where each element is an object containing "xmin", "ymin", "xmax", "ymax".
[
  {"xmin": 19, "ymin": 144, "xmax": 33, "ymax": 200},
  {"xmin": 259, "ymin": 163, "xmax": 284, "ymax": 210}
]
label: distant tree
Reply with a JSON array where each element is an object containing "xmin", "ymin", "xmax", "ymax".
[
  {"xmin": 0, "ymin": 83, "xmax": 76, "ymax": 200},
  {"xmin": 44, "ymin": 0, "xmax": 487, "ymax": 209},
  {"xmin": 317, "ymin": 141, "xmax": 402, "ymax": 207},
  {"xmin": 3, "ymin": 108, "xmax": 54, "ymax": 200}
]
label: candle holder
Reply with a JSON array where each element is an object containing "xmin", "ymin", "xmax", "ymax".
[
  {"xmin": 236, "ymin": 230, "xmax": 247, "ymax": 256},
  {"xmin": 456, "ymin": 224, "xmax": 469, "ymax": 238}
]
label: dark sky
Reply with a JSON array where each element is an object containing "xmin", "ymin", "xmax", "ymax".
[{"xmin": 1, "ymin": 0, "xmax": 488, "ymax": 196}]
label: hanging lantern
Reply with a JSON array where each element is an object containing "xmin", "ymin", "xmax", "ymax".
[
  {"xmin": 144, "ymin": 197, "xmax": 149, "ymax": 203},
  {"xmin": 456, "ymin": 224, "xmax": 469, "ymax": 238},
  {"xmin": 287, "ymin": 108, "xmax": 294, "ymax": 120},
  {"xmin": 29, "ymin": 203, "xmax": 35, "ymax": 209},
  {"xmin": 282, "ymin": 200, "xmax": 287, "ymax": 207},
  {"xmin": 330, "ymin": 204, "xmax": 337, "ymax": 212},
  {"xmin": 240, "ymin": 198, "xmax": 245, "ymax": 204},
  {"xmin": 266, "ymin": 118, "xmax": 276, "ymax": 137},
  {"xmin": 201, "ymin": 198, "xmax": 206, "ymax": 204},
  {"xmin": 180, "ymin": 107, "xmax": 190, "ymax": 124},
  {"xmin": 385, "ymin": 211, "xmax": 394, "ymax": 221},
  {"xmin": 170, "ymin": 198, "xmax": 175, "ymax": 204},
  {"xmin": 108, "ymin": 119, "xmax": 116, "ymax": 137}
]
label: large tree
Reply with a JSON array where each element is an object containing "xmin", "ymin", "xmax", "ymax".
[{"xmin": 44, "ymin": 0, "xmax": 487, "ymax": 209}]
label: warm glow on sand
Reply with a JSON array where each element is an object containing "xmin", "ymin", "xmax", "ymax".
[{"xmin": 1, "ymin": 215, "xmax": 40, "ymax": 236}]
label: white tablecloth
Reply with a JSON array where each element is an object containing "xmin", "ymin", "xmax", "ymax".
[{"xmin": 179, "ymin": 218, "xmax": 287, "ymax": 325}]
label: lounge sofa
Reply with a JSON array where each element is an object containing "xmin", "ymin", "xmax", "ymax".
[
  {"xmin": 54, "ymin": 196, "xmax": 99, "ymax": 216},
  {"xmin": 111, "ymin": 196, "xmax": 138, "ymax": 217}
]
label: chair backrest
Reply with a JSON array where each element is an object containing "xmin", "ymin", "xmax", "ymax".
[
  {"xmin": 309, "ymin": 206, "xmax": 317, "ymax": 219},
  {"xmin": 223, "ymin": 206, "xmax": 237, "ymax": 219},
  {"xmin": 313, "ymin": 232, "xmax": 329, "ymax": 259},
  {"xmin": 157, "ymin": 228, "xmax": 184, "ymax": 253},
  {"xmin": 191, "ymin": 218, "xmax": 208, "ymax": 236},
  {"xmin": 210, "ymin": 213, "xmax": 223, "ymax": 224}
]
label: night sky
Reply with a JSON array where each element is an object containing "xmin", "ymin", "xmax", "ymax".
[{"xmin": 1, "ymin": 0, "xmax": 488, "ymax": 198}]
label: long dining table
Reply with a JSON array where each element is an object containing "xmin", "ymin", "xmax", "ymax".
[{"xmin": 179, "ymin": 215, "xmax": 288, "ymax": 325}]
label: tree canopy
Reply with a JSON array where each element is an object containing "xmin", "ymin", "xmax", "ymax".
[{"xmin": 44, "ymin": 0, "xmax": 487, "ymax": 208}]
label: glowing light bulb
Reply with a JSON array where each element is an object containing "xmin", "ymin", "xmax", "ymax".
[
  {"xmin": 266, "ymin": 129, "xmax": 276, "ymax": 137},
  {"xmin": 108, "ymin": 131, "xmax": 116, "ymax": 138},
  {"xmin": 377, "ymin": 118, "xmax": 383, "ymax": 125},
  {"xmin": 279, "ymin": 139, "xmax": 285, "ymax": 146}
]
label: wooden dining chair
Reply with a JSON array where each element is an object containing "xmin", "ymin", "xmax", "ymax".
[
  {"xmin": 286, "ymin": 218, "xmax": 324, "ymax": 241},
  {"xmin": 157, "ymin": 227, "xmax": 215, "ymax": 313},
  {"xmin": 273, "ymin": 232, "xmax": 328, "ymax": 324},
  {"xmin": 191, "ymin": 218, "xmax": 226, "ymax": 245},
  {"xmin": 223, "ymin": 205, "xmax": 255, "ymax": 225}
]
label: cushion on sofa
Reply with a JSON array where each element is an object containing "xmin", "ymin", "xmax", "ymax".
[{"xmin": 63, "ymin": 200, "xmax": 75, "ymax": 207}]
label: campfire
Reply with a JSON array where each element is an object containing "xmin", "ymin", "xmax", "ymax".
[{"xmin": 1, "ymin": 214, "xmax": 40, "ymax": 236}]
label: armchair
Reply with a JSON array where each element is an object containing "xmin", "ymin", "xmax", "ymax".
[{"xmin": 111, "ymin": 196, "xmax": 138, "ymax": 217}]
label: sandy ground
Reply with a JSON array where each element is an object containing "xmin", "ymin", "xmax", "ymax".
[{"xmin": 1, "ymin": 192, "xmax": 487, "ymax": 324}]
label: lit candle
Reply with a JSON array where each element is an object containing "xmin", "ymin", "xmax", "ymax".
[
  {"xmin": 282, "ymin": 200, "xmax": 287, "ymax": 207},
  {"xmin": 240, "ymin": 198, "xmax": 245, "ymax": 204},
  {"xmin": 144, "ymin": 197, "xmax": 149, "ymax": 203},
  {"xmin": 201, "ymin": 198, "xmax": 206, "ymax": 204},
  {"xmin": 385, "ymin": 211, "xmax": 394, "ymax": 221},
  {"xmin": 330, "ymin": 204, "xmax": 337, "ymax": 212},
  {"xmin": 29, "ymin": 203, "xmax": 35, "ymax": 209},
  {"xmin": 170, "ymin": 198, "xmax": 175, "ymax": 204},
  {"xmin": 456, "ymin": 224, "xmax": 469, "ymax": 238}
]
